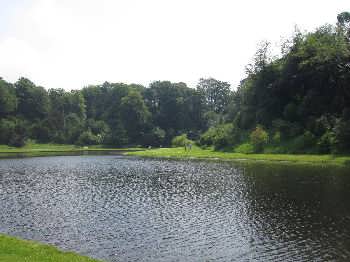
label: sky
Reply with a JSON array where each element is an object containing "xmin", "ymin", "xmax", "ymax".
[{"xmin": 0, "ymin": 0, "xmax": 349, "ymax": 90}]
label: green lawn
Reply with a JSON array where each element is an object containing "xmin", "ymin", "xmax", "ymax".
[
  {"xmin": 0, "ymin": 144, "xmax": 78, "ymax": 153},
  {"xmin": 0, "ymin": 143, "xmax": 142, "ymax": 158},
  {"xmin": 0, "ymin": 234, "xmax": 101, "ymax": 262},
  {"xmin": 126, "ymin": 146, "xmax": 350, "ymax": 166},
  {"xmin": 0, "ymin": 143, "xmax": 141, "ymax": 153}
]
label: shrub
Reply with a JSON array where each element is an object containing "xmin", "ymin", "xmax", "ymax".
[
  {"xmin": 312, "ymin": 114, "xmax": 335, "ymax": 136},
  {"xmin": 8, "ymin": 119, "xmax": 27, "ymax": 147},
  {"xmin": 87, "ymin": 119, "xmax": 107, "ymax": 133},
  {"xmin": 332, "ymin": 118, "xmax": 350, "ymax": 153},
  {"xmin": 272, "ymin": 131, "xmax": 281, "ymax": 144},
  {"xmin": 52, "ymin": 132, "xmax": 66, "ymax": 144},
  {"xmin": 199, "ymin": 127, "xmax": 217, "ymax": 146},
  {"xmin": 103, "ymin": 122, "xmax": 129, "ymax": 146},
  {"xmin": 8, "ymin": 134, "xmax": 26, "ymax": 147},
  {"xmin": 250, "ymin": 126, "xmax": 269, "ymax": 152},
  {"xmin": 0, "ymin": 118, "xmax": 16, "ymax": 144},
  {"xmin": 171, "ymin": 134, "xmax": 193, "ymax": 147},
  {"xmin": 317, "ymin": 131, "xmax": 335, "ymax": 154},
  {"xmin": 234, "ymin": 143, "xmax": 254, "ymax": 154},
  {"xmin": 272, "ymin": 119, "xmax": 302, "ymax": 140},
  {"xmin": 76, "ymin": 130, "xmax": 99, "ymax": 146},
  {"xmin": 290, "ymin": 131, "xmax": 316, "ymax": 153},
  {"xmin": 199, "ymin": 123, "xmax": 240, "ymax": 149},
  {"xmin": 142, "ymin": 127, "xmax": 166, "ymax": 146},
  {"xmin": 30, "ymin": 120, "xmax": 50, "ymax": 143},
  {"xmin": 283, "ymin": 102, "xmax": 298, "ymax": 121}
]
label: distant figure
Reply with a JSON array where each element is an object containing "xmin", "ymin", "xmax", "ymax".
[
  {"xmin": 185, "ymin": 143, "xmax": 192, "ymax": 151},
  {"xmin": 148, "ymin": 146, "xmax": 152, "ymax": 149}
]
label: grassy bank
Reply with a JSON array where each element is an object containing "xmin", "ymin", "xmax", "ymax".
[
  {"xmin": 0, "ymin": 143, "xmax": 141, "ymax": 158},
  {"xmin": 2, "ymin": 143, "xmax": 350, "ymax": 166},
  {"xmin": 0, "ymin": 234, "xmax": 100, "ymax": 262},
  {"xmin": 0, "ymin": 143, "xmax": 140, "ymax": 153},
  {"xmin": 126, "ymin": 147, "xmax": 350, "ymax": 166}
]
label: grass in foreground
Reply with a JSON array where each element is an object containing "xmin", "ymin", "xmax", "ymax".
[
  {"xmin": 126, "ymin": 146, "xmax": 350, "ymax": 166},
  {"xmin": 0, "ymin": 234, "xmax": 101, "ymax": 262}
]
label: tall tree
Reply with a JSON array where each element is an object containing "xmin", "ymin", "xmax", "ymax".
[
  {"xmin": 120, "ymin": 90, "xmax": 150, "ymax": 142},
  {"xmin": 15, "ymin": 78, "xmax": 49, "ymax": 120},
  {"xmin": 196, "ymin": 78, "xmax": 231, "ymax": 114},
  {"xmin": 0, "ymin": 78, "xmax": 17, "ymax": 116}
]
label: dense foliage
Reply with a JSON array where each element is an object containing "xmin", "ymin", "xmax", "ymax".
[
  {"xmin": 0, "ymin": 77, "xmax": 231, "ymax": 147},
  {"xmin": 223, "ymin": 12, "xmax": 350, "ymax": 154},
  {"xmin": 1, "ymin": 12, "xmax": 350, "ymax": 154}
]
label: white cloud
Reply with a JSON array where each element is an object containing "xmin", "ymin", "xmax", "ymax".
[{"xmin": 0, "ymin": 0, "xmax": 349, "ymax": 90}]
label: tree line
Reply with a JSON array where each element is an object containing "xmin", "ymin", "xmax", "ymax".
[
  {"xmin": 0, "ymin": 76, "xmax": 231, "ymax": 147},
  {"xmin": 1, "ymin": 12, "xmax": 350, "ymax": 154}
]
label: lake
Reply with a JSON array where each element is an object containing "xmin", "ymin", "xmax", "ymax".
[{"xmin": 0, "ymin": 156, "xmax": 350, "ymax": 261}]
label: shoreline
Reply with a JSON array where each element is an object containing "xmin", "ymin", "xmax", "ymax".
[
  {"xmin": 1, "ymin": 144, "xmax": 350, "ymax": 167},
  {"xmin": 0, "ymin": 144, "xmax": 142, "ymax": 159},
  {"xmin": 126, "ymin": 147, "xmax": 350, "ymax": 167}
]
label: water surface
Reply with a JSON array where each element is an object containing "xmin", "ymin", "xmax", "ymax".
[{"xmin": 0, "ymin": 156, "xmax": 350, "ymax": 261}]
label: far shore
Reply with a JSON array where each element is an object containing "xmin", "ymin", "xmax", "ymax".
[
  {"xmin": 1, "ymin": 143, "xmax": 350, "ymax": 166},
  {"xmin": 126, "ymin": 147, "xmax": 350, "ymax": 167}
]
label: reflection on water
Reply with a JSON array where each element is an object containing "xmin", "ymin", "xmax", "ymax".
[{"xmin": 0, "ymin": 156, "xmax": 350, "ymax": 261}]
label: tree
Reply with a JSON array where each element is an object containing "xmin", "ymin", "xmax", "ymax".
[
  {"xmin": 196, "ymin": 78, "xmax": 231, "ymax": 114},
  {"xmin": 15, "ymin": 78, "xmax": 49, "ymax": 120},
  {"xmin": 0, "ymin": 78, "xmax": 17, "ymax": 116},
  {"xmin": 0, "ymin": 118, "xmax": 16, "ymax": 144},
  {"xmin": 120, "ymin": 90, "xmax": 150, "ymax": 142},
  {"xmin": 250, "ymin": 126, "xmax": 269, "ymax": 153},
  {"xmin": 337, "ymin": 11, "xmax": 350, "ymax": 39}
]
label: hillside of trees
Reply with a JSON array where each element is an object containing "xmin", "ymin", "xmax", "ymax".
[{"xmin": 1, "ymin": 12, "xmax": 350, "ymax": 154}]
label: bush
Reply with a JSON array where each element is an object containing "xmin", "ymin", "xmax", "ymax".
[
  {"xmin": 30, "ymin": 120, "xmax": 50, "ymax": 143},
  {"xmin": 87, "ymin": 119, "xmax": 110, "ymax": 135},
  {"xmin": 8, "ymin": 134, "xmax": 26, "ymax": 147},
  {"xmin": 283, "ymin": 102, "xmax": 298, "ymax": 121},
  {"xmin": 312, "ymin": 114, "xmax": 335, "ymax": 136},
  {"xmin": 199, "ymin": 127, "xmax": 216, "ymax": 146},
  {"xmin": 103, "ymin": 122, "xmax": 129, "ymax": 146},
  {"xmin": 250, "ymin": 126, "xmax": 269, "ymax": 152},
  {"xmin": 272, "ymin": 131, "xmax": 281, "ymax": 144},
  {"xmin": 171, "ymin": 134, "xmax": 193, "ymax": 147},
  {"xmin": 52, "ymin": 132, "xmax": 66, "ymax": 144},
  {"xmin": 0, "ymin": 118, "xmax": 16, "ymax": 144},
  {"xmin": 142, "ymin": 127, "xmax": 166, "ymax": 146},
  {"xmin": 332, "ymin": 118, "xmax": 350, "ymax": 153},
  {"xmin": 234, "ymin": 143, "xmax": 254, "ymax": 154},
  {"xmin": 317, "ymin": 131, "xmax": 335, "ymax": 154},
  {"xmin": 199, "ymin": 123, "xmax": 240, "ymax": 149},
  {"xmin": 7, "ymin": 119, "xmax": 27, "ymax": 147},
  {"xmin": 272, "ymin": 119, "xmax": 302, "ymax": 140},
  {"xmin": 64, "ymin": 113, "xmax": 84, "ymax": 144},
  {"xmin": 290, "ymin": 131, "xmax": 316, "ymax": 153},
  {"xmin": 76, "ymin": 130, "xmax": 99, "ymax": 146}
]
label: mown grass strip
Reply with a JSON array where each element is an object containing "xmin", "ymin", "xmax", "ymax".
[
  {"xmin": 126, "ymin": 147, "xmax": 350, "ymax": 166},
  {"xmin": 0, "ymin": 234, "xmax": 101, "ymax": 262}
]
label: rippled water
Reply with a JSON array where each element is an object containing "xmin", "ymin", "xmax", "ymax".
[{"xmin": 1, "ymin": 156, "xmax": 350, "ymax": 261}]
